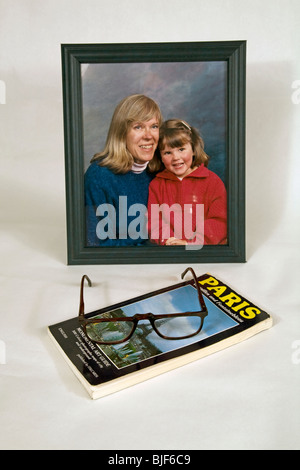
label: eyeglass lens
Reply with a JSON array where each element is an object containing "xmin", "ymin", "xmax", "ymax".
[
  {"xmin": 86, "ymin": 320, "xmax": 134, "ymax": 344},
  {"xmin": 85, "ymin": 313, "xmax": 204, "ymax": 344},
  {"xmin": 154, "ymin": 315, "xmax": 203, "ymax": 339}
]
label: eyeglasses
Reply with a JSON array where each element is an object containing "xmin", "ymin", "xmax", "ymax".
[{"xmin": 78, "ymin": 267, "xmax": 208, "ymax": 345}]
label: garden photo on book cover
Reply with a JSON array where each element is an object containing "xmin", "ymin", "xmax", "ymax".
[{"xmin": 62, "ymin": 41, "xmax": 246, "ymax": 264}]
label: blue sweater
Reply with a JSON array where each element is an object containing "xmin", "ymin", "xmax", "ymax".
[{"xmin": 84, "ymin": 162, "xmax": 153, "ymax": 246}]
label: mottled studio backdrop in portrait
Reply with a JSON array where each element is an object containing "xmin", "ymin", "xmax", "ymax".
[{"xmin": 81, "ymin": 62, "xmax": 227, "ymax": 183}]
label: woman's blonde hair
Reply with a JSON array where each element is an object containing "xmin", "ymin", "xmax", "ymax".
[
  {"xmin": 91, "ymin": 94, "xmax": 163, "ymax": 173},
  {"xmin": 148, "ymin": 119, "xmax": 209, "ymax": 173}
]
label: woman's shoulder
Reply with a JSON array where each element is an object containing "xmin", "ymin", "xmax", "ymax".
[
  {"xmin": 86, "ymin": 161, "xmax": 108, "ymax": 175},
  {"xmin": 85, "ymin": 161, "xmax": 118, "ymax": 181},
  {"xmin": 84, "ymin": 163, "xmax": 120, "ymax": 195},
  {"xmin": 85, "ymin": 162, "xmax": 153, "ymax": 188}
]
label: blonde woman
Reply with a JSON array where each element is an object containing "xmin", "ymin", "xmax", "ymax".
[{"xmin": 84, "ymin": 94, "xmax": 162, "ymax": 246}]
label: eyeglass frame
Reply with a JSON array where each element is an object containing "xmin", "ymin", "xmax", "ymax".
[{"xmin": 78, "ymin": 267, "xmax": 208, "ymax": 345}]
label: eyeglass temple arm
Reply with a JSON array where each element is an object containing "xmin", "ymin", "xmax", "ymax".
[
  {"xmin": 79, "ymin": 275, "xmax": 92, "ymax": 319},
  {"xmin": 181, "ymin": 267, "xmax": 207, "ymax": 312},
  {"xmin": 78, "ymin": 270, "xmax": 203, "ymax": 319}
]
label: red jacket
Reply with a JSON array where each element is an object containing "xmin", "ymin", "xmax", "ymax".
[{"xmin": 147, "ymin": 164, "xmax": 227, "ymax": 245}]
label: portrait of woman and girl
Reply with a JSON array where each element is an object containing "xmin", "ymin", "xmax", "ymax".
[{"xmin": 84, "ymin": 93, "xmax": 227, "ymax": 248}]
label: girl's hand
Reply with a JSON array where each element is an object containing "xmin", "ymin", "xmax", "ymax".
[{"xmin": 165, "ymin": 237, "xmax": 188, "ymax": 246}]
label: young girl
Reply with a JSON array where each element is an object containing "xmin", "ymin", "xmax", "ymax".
[{"xmin": 147, "ymin": 119, "xmax": 227, "ymax": 246}]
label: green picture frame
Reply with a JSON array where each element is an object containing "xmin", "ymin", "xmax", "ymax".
[{"xmin": 62, "ymin": 41, "xmax": 246, "ymax": 265}]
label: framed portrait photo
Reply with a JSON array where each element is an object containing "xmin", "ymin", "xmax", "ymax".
[{"xmin": 62, "ymin": 41, "xmax": 246, "ymax": 265}]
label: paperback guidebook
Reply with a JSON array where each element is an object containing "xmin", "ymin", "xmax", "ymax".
[{"xmin": 48, "ymin": 273, "xmax": 272, "ymax": 399}]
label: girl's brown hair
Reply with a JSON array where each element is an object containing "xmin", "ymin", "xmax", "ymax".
[
  {"xmin": 91, "ymin": 94, "xmax": 163, "ymax": 174},
  {"xmin": 148, "ymin": 119, "xmax": 209, "ymax": 173}
]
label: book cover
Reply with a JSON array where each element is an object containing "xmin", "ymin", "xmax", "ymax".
[{"xmin": 48, "ymin": 273, "xmax": 272, "ymax": 399}]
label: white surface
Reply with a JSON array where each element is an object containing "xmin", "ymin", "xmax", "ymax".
[{"xmin": 1, "ymin": 0, "xmax": 300, "ymax": 450}]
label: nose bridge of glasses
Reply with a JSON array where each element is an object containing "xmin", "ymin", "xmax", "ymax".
[{"xmin": 133, "ymin": 313, "xmax": 154, "ymax": 321}]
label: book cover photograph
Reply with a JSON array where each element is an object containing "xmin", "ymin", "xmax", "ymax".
[{"xmin": 48, "ymin": 269, "xmax": 272, "ymax": 399}]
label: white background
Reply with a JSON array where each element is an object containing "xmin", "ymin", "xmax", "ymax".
[{"xmin": 0, "ymin": 0, "xmax": 299, "ymax": 450}]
